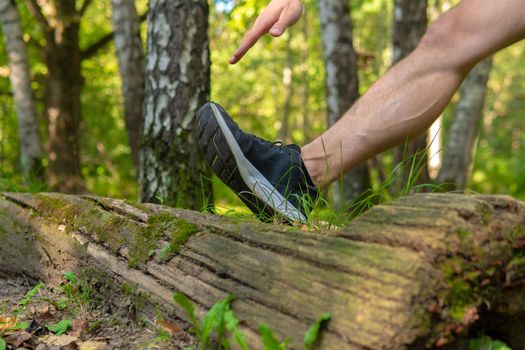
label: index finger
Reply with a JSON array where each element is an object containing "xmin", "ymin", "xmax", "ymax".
[{"xmin": 229, "ymin": 15, "xmax": 275, "ymax": 64}]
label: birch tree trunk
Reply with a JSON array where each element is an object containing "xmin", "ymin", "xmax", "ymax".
[
  {"xmin": 0, "ymin": 0, "xmax": 44, "ymax": 179},
  {"xmin": 319, "ymin": 0, "xmax": 371, "ymax": 209},
  {"xmin": 437, "ymin": 58, "xmax": 493, "ymax": 190},
  {"xmin": 139, "ymin": 0, "xmax": 212, "ymax": 210},
  {"xmin": 111, "ymin": 0, "xmax": 145, "ymax": 173},
  {"xmin": 392, "ymin": 0, "xmax": 430, "ymax": 191}
]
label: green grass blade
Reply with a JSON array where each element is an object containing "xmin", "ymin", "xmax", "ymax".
[
  {"xmin": 173, "ymin": 293, "xmax": 200, "ymax": 334},
  {"xmin": 259, "ymin": 323, "xmax": 282, "ymax": 350},
  {"xmin": 64, "ymin": 271, "xmax": 78, "ymax": 285},
  {"xmin": 304, "ymin": 312, "xmax": 331, "ymax": 350},
  {"xmin": 224, "ymin": 309, "xmax": 249, "ymax": 350}
]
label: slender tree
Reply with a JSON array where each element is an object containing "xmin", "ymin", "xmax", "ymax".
[
  {"xmin": 392, "ymin": 0, "xmax": 429, "ymax": 191},
  {"xmin": 24, "ymin": 0, "xmax": 86, "ymax": 192},
  {"xmin": 0, "ymin": 0, "xmax": 44, "ymax": 180},
  {"xmin": 281, "ymin": 31, "xmax": 293, "ymax": 143},
  {"xmin": 111, "ymin": 0, "xmax": 145, "ymax": 172},
  {"xmin": 437, "ymin": 58, "xmax": 493, "ymax": 190},
  {"xmin": 139, "ymin": 0, "xmax": 212, "ymax": 210},
  {"xmin": 319, "ymin": 0, "xmax": 371, "ymax": 209}
]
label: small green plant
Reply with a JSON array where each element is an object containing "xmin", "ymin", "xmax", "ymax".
[
  {"xmin": 46, "ymin": 319, "xmax": 73, "ymax": 336},
  {"xmin": 0, "ymin": 337, "xmax": 6, "ymax": 350},
  {"xmin": 173, "ymin": 293, "xmax": 330, "ymax": 350},
  {"xmin": 61, "ymin": 271, "xmax": 91, "ymax": 305},
  {"xmin": 469, "ymin": 336, "xmax": 511, "ymax": 350},
  {"xmin": 173, "ymin": 293, "xmax": 249, "ymax": 350},
  {"xmin": 14, "ymin": 282, "xmax": 45, "ymax": 316}
]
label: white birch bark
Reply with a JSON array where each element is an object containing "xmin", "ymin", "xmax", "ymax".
[
  {"xmin": 139, "ymin": 0, "xmax": 212, "ymax": 209},
  {"xmin": 319, "ymin": 0, "xmax": 370, "ymax": 209},
  {"xmin": 0, "ymin": 0, "xmax": 43, "ymax": 178}
]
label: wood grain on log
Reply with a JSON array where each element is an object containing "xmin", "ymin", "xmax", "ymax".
[{"xmin": 0, "ymin": 193, "xmax": 524, "ymax": 349}]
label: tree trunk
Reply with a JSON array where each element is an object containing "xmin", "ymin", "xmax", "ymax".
[
  {"xmin": 0, "ymin": 0, "xmax": 44, "ymax": 179},
  {"xmin": 139, "ymin": 0, "xmax": 212, "ymax": 210},
  {"xmin": 1, "ymin": 192, "xmax": 525, "ymax": 349},
  {"xmin": 436, "ymin": 58, "xmax": 493, "ymax": 190},
  {"xmin": 319, "ymin": 0, "xmax": 371, "ymax": 209},
  {"xmin": 392, "ymin": 0, "xmax": 430, "ymax": 192},
  {"xmin": 43, "ymin": 1, "xmax": 85, "ymax": 193},
  {"xmin": 111, "ymin": 0, "xmax": 145, "ymax": 173},
  {"xmin": 281, "ymin": 31, "xmax": 293, "ymax": 143}
]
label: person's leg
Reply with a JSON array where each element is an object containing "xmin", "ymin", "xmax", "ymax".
[{"xmin": 302, "ymin": 0, "xmax": 525, "ymax": 188}]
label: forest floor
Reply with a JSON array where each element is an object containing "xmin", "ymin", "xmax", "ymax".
[{"xmin": 0, "ymin": 273, "xmax": 192, "ymax": 350}]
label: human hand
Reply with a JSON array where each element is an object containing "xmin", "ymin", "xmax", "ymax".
[{"xmin": 229, "ymin": 0, "xmax": 303, "ymax": 64}]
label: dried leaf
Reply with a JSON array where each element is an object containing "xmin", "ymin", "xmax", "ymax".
[
  {"xmin": 4, "ymin": 331, "xmax": 32, "ymax": 348},
  {"xmin": 69, "ymin": 320, "xmax": 89, "ymax": 337},
  {"xmin": 0, "ymin": 316, "xmax": 18, "ymax": 331},
  {"xmin": 155, "ymin": 319, "xmax": 182, "ymax": 335},
  {"xmin": 40, "ymin": 334, "xmax": 78, "ymax": 347},
  {"xmin": 78, "ymin": 340, "xmax": 107, "ymax": 350}
]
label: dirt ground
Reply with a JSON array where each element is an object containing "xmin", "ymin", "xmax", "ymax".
[{"xmin": 0, "ymin": 272, "xmax": 193, "ymax": 350}]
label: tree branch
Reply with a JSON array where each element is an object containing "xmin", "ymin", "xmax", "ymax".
[
  {"xmin": 79, "ymin": 0, "xmax": 93, "ymax": 17},
  {"xmin": 80, "ymin": 12, "xmax": 147, "ymax": 61},
  {"xmin": 25, "ymin": 0, "xmax": 51, "ymax": 32}
]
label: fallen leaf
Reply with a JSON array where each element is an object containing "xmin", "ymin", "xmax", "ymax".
[
  {"xmin": 155, "ymin": 319, "xmax": 182, "ymax": 335},
  {"xmin": 69, "ymin": 320, "xmax": 89, "ymax": 337},
  {"xmin": 78, "ymin": 340, "xmax": 107, "ymax": 350},
  {"xmin": 4, "ymin": 331, "xmax": 32, "ymax": 348},
  {"xmin": 40, "ymin": 334, "xmax": 78, "ymax": 347},
  {"xmin": 0, "ymin": 316, "xmax": 18, "ymax": 331}
]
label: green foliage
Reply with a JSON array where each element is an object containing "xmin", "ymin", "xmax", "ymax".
[
  {"xmin": 46, "ymin": 319, "xmax": 73, "ymax": 336},
  {"xmin": 469, "ymin": 336, "xmax": 511, "ymax": 350},
  {"xmin": 173, "ymin": 293, "xmax": 200, "ymax": 334},
  {"xmin": 304, "ymin": 312, "xmax": 331, "ymax": 349},
  {"xmin": 0, "ymin": 338, "xmax": 5, "ymax": 350},
  {"xmin": 174, "ymin": 292, "xmax": 329, "ymax": 350},
  {"xmin": 259, "ymin": 323, "xmax": 289, "ymax": 350},
  {"xmin": 15, "ymin": 282, "xmax": 44, "ymax": 316}
]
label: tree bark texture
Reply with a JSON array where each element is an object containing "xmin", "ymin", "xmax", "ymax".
[
  {"xmin": 0, "ymin": 0, "xmax": 44, "ymax": 179},
  {"xmin": 2, "ymin": 192, "xmax": 525, "ymax": 349},
  {"xmin": 40, "ymin": 0, "xmax": 85, "ymax": 193},
  {"xmin": 139, "ymin": 0, "xmax": 212, "ymax": 210},
  {"xmin": 437, "ymin": 58, "xmax": 493, "ymax": 190},
  {"xmin": 319, "ymin": 0, "xmax": 371, "ymax": 208},
  {"xmin": 392, "ymin": 0, "xmax": 430, "ymax": 191},
  {"xmin": 111, "ymin": 0, "xmax": 145, "ymax": 173}
]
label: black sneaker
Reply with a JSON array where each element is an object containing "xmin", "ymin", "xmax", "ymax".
[{"xmin": 196, "ymin": 102, "xmax": 318, "ymax": 223}]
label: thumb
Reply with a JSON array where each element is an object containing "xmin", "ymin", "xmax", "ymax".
[{"xmin": 268, "ymin": 3, "xmax": 302, "ymax": 37}]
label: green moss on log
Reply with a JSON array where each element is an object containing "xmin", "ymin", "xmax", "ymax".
[
  {"xmin": 147, "ymin": 212, "xmax": 199, "ymax": 263},
  {"xmin": 35, "ymin": 193, "xmax": 82, "ymax": 222}
]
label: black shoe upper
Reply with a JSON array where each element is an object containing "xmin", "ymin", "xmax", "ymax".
[{"xmin": 197, "ymin": 102, "xmax": 318, "ymax": 222}]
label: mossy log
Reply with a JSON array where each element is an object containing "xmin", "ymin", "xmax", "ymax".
[{"xmin": 1, "ymin": 192, "xmax": 525, "ymax": 349}]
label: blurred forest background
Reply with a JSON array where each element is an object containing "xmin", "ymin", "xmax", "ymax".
[{"xmin": 0, "ymin": 0, "xmax": 524, "ymax": 216}]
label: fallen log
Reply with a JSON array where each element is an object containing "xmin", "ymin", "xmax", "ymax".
[{"xmin": 0, "ymin": 192, "xmax": 524, "ymax": 349}]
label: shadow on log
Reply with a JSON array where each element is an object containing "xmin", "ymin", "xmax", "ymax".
[{"xmin": 1, "ymin": 193, "xmax": 524, "ymax": 349}]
